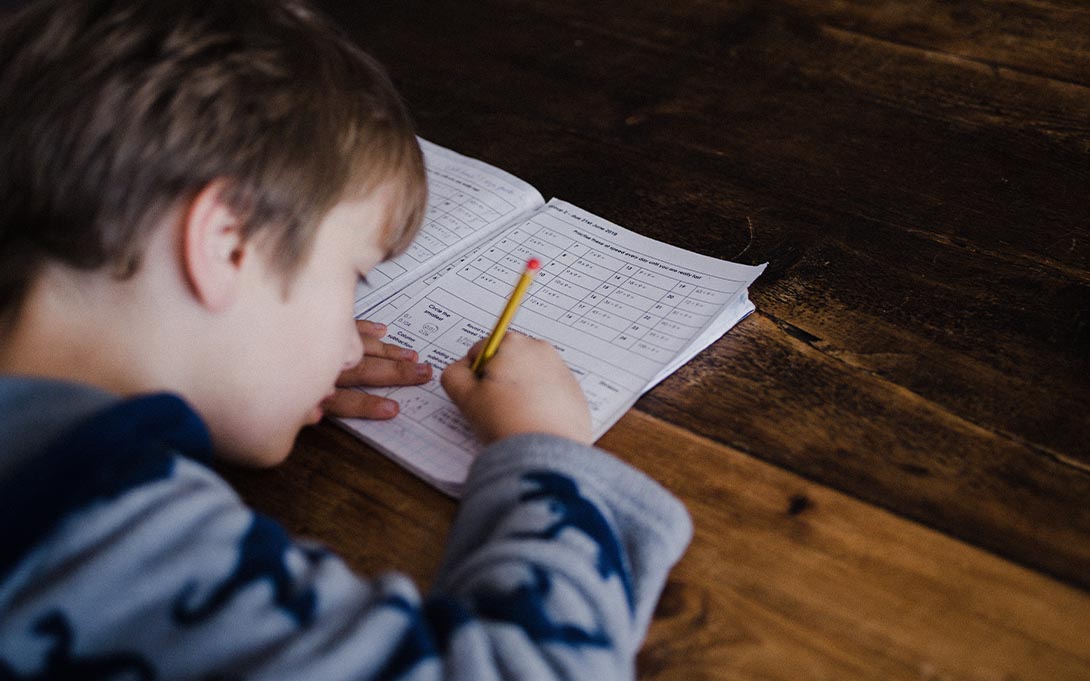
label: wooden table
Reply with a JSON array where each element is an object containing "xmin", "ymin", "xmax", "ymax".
[{"xmin": 223, "ymin": 2, "xmax": 1090, "ymax": 678}]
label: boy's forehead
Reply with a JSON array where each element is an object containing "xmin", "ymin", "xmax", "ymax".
[
  {"xmin": 359, "ymin": 181, "xmax": 414, "ymax": 260},
  {"xmin": 325, "ymin": 184, "xmax": 402, "ymax": 259},
  {"xmin": 333, "ymin": 155, "xmax": 425, "ymax": 263}
]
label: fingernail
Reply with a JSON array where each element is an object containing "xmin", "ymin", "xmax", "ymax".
[
  {"xmin": 417, "ymin": 363, "xmax": 432, "ymax": 378},
  {"xmin": 401, "ymin": 348, "xmax": 418, "ymax": 361},
  {"xmin": 380, "ymin": 399, "xmax": 397, "ymax": 417}
]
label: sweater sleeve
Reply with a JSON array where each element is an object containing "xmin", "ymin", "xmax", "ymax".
[
  {"xmin": 432, "ymin": 433, "xmax": 693, "ymax": 676},
  {"xmin": 0, "ymin": 434, "xmax": 691, "ymax": 680}
]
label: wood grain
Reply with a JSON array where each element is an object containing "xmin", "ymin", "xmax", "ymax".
[
  {"xmin": 223, "ymin": 1, "xmax": 1090, "ymax": 677},
  {"xmin": 603, "ymin": 411, "xmax": 1090, "ymax": 681}
]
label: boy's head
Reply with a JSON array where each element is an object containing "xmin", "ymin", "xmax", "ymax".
[
  {"xmin": 0, "ymin": 0, "xmax": 426, "ymax": 463},
  {"xmin": 0, "ymin": 0, "xmax": 425, "ymax": 322}
]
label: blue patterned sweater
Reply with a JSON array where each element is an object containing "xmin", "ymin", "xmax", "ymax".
[{"xmin": 0, "ymin": 377, "xmax": 692, "ymax": 680}]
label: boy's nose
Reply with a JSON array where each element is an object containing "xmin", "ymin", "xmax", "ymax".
[{"xmin": 343, "ymin": 320, "xmax": 364, "ymax": 370}]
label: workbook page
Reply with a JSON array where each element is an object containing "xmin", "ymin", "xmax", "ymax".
[
  {"xmin": 341, "ymin": 199, "xmax": 765, "ymax": 495},
  {"xmin": 353, "ymin": 138, "xmax": 545, "ymax": 312}
]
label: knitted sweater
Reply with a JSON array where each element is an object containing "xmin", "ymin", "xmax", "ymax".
[{"xmin": 0, "ymin": 376, "xmax": 691, "ymax": 680}]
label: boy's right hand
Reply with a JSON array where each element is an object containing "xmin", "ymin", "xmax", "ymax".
[{"xmin": 441, "ymin": 334, "xmax": 593, "ymax": 446}]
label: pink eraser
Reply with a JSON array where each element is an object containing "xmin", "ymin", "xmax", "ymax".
[{"xmin": 526, "ymin": 258, "xmax": 541, "ymax": 271}]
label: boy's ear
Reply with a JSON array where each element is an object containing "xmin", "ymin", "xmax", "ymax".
[{"xmin": 181, "ymin": 182, "xmax": 247, "ymax": 312}]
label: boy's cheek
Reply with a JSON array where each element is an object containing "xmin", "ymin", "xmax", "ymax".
[
  {"xmin": 207, "ymin": 418, "xmax": 299, "ymax": 469},
  {"xmin": 218, "ymin": 442, "xmax": 294, "ymax": 469}
]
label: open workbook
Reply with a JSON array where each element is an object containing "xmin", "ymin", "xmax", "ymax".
[{"xmin": 340, "ymin": 139, "xmax": 766, "ymax": 496}]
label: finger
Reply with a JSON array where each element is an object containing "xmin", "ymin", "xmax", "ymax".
[
  {"xmin": 440, "ymin": 350, "xmax": 479, "ymax": 404},
  {"xmin": 337, "ymin": 357, "xmax": 432, "ymax": 387},
  {"xmin": 355, "ymin": 319, "xmax": 388, "ymax": 339},
  {"xmin": 361, "ymin": 335, "xmax": 418, "ymax": 362},
  {"xmin": 321, "ymin": 388, "xmax": 399, "ymax": 420}
]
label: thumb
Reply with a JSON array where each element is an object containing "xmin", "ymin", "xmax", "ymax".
[
  {"xmin": 464, "ymin": 338, "xmax": 486, "ymax": 364},
  {"xmin": 440, "ymin": 339, "xmax": 487, "ymax": 403}
]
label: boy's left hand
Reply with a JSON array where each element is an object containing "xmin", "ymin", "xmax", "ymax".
[{"xmin": 321, "ymin": 320, "xmax": 432, "ymax": 420}]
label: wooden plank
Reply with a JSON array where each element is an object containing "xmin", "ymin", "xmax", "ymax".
[
  {"xmin": 778, "ymin": 0, "xmax": 1090, "ymax": 87},
  {"xmin": 449, "ymin": 0, "xmax": 1090, "ymax": 88},
  {"xmin": 224, "ymin": 414, "xmax": 1090, "ymax": 680},
  {"xmin": 641, "ymin": 313, "xmax": 1090, "ymax": 589},
  {"xmin": 600, "ymin": 410, "xmax": 1090, "ymax": 680},
  {"xmin": 391, "ymin": 0, "xmax": 1090, "ymax": 276},
  {"xmin": 324, "ymin": 0, "xmax": 1090, "ymax": 285}
]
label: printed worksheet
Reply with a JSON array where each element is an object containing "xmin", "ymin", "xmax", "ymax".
[
  {"xmin": 353, "ymin": 139, "xmax": 544, "ymax": 312},
  {"xmin": 341, "ymin": 199, "xmax": 765, "ymax": 495}
]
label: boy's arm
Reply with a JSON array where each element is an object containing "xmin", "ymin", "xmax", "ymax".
[
  {"xmin": 414, "ymin": 334, "xmax": 692, "ymax": 675},
  {"xmin": 428, "ymin": 433, "xmax": 692, "ymax": 677},
  {"xmin": 1, "ymin": 440, "xmax": 687, "ymax": 680}
]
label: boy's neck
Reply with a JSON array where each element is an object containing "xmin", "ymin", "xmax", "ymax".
[{"xmin": 0, "ymin": 257, "xmax": 200, "ymax": 398}]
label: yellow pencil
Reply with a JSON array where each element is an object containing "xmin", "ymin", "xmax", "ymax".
[{"xmin": 471, "ymin": 257, "xmax": 542, "ymax": 375}]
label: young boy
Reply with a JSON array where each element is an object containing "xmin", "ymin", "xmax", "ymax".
[{"xmin": 0, "ymin": 1, "xmax": 692, "ymax": 679}]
